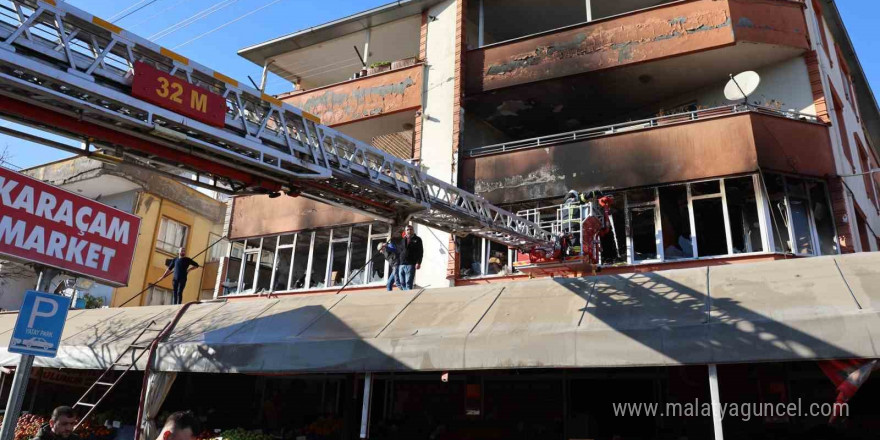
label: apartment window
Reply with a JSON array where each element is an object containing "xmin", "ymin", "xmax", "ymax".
[
  {"xmin": 855, "ymin": 136, "xmax": 880, "ymax": 211},
  {"xmin": 811, "ymin": 0, "xmax": 831, "ymax": 64},
  {"xmin": 147, "ymin": 286, "xmax": 172, "ymax": 306},
  {"xmin": 725, "ymin": 177, "xmax": 764, "ymax": 254},
  {"xmin": 206, "ymin": 233, "xmax": 227, "ymax": 262},
  {"xmin": 221, "ymin": 221, "xmax": 393, "ymax": 296},
  {"xmin": 156, "ymin": 217, "xmax": 188, "ymax": 254},
  {"xmin": 763, "ymin": 173, "xmax": 838, "ymax": 256},
  {"xmin": 458, "ymin": 236, "xmax": 514, "ymax": 278},
  {"xmin": 626, "ymin": 188, "xmax": 660, "ymax": 262}
]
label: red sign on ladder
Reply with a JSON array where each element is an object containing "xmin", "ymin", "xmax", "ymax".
[{"xmin": 131, "ymin": 61, "xmax": 227, "ymax": 128}]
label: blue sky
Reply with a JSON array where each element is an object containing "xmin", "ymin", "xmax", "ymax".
[{"xmin": 1, "ymin": 0, "xmax": 879, "ymax": 169}]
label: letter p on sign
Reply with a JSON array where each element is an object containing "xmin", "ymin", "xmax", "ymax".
[{"xmin": 28, "ymin": 297, "xmax": 58, "ymax": 328}]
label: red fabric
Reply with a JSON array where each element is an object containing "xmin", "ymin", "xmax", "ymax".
[{"xmin": 818, "ymin": 359, "xmax": 877, "ymax": 423}]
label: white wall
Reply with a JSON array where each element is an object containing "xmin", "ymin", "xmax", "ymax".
[
  {"xmin": 805, "ymin": 1, "xmax": 880, "ymax": 248},
  {"xmin": 653, "ymin": 56, "xmax": 816, "ymax": 116},
  {"xmin": 0, "ymin": 261, "xmax": 36, "ymax": 311},
  {"xmin": 415, "ymin": 0, "xmax": 458, "ymax": 289}
]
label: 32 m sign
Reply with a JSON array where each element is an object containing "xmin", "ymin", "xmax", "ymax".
[{"xmin": 132, "ymin": 61, "xmax": 226, "ymax": 127}]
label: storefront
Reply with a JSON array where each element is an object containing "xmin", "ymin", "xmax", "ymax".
[{"xmin": 2, "ymin": 252, "xmax": 880, "ymax": 439}]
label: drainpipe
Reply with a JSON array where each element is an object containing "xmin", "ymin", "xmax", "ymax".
[{"xmin": 478, "ymin": 0, "xmax": 484, "ymax": 47}]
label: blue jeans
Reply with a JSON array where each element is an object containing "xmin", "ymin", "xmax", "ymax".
[
  {"xmin": 397, "ymin": 265, "xmax": 415, "ymax": 290},
  {"xmin": 386, "ymin": 268, "xmax": 398, "ymax": 291}
]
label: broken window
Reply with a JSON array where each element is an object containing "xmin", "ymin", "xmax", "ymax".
[
  {"xmin": 347, "ymin": 226, "xmax": 369, "ymax": 286},
  {"xmin": 600, "ymin": 195, "xmax": 626, "ymax": 264},
  {"xmin": 368, "ymin": 223, "xmax": 391, "ymax": 283},
  {"xmin": 627, "ymin": 189, "xmax": 659, "ymax": 262},
  {"xmin": 486, "ymin": 241, "xmax": 510, "ymax": 276},
  {"xmin": 659, "ymin": 185, "xmax": 693, "ymax": 260},
  {"xmin": 274, "ymin": 238, "xmax": 293, "ymax": 291},
  {"xmin": 724, "ymin": 177, "xmax": 763, "ymax": 253},
  {"xmin": 692, "ymin": 197, "xmax": 728, "ymax": 257},
  {"xmin": 328, "ymin": 228, "xmax": 350, "ymax": 287},
  {"xmin": 291, "ymin": 232, "xmax": 312, "ymax": 289},
  {"xmin": 310, "ymin": 230, "xmax": 331, "ymax": 289},
  {"xmin": 808, "ymin": 181, "xmax": 838, "ymax": 255},
  {"xmin": 765, "ymin": 174, "xmax": 793, "ymax": 253},
  {"xmin": 223, "ymin": 241, "xmax": 244, "ymax": 295},
  {"xmin": 256, "ymin": 237, "xmax": 276, "ymax": 293},
  {"xmin": 240, "ymin": 242, "xmax": 259, "ymax": 294},
  {"xmin": 786, "ymin": 178, "xmax": 816, "ymax": 255}
]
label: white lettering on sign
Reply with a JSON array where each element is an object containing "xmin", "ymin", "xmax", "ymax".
[
  {"xmin": 28, "ymin": 296, "xmax": 58, "ymax": 328},
  {"xmin": 0, "ymin": 177, "xmax": 131, "ymax": 244},
  {"xmin": 0, "ymin": 216, "xmax": 119, "ymax": 273}
]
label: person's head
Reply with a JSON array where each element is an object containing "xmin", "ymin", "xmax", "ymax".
[
  {"xmin": 377, "ymin": 242, "xmax": 386, "ymax": 252},
  {"xmin": 404, "ymin": 225, "xmax": 415, "ymax": 238},
  {"xmin": 49, "ymin": 406, "xmax": 77, "ymax": 438},
  {"xmin": 178, "ymin": 248, "xmax": 186, "ymax": 257},
  {"xmin": 157, "ymin": 411, "xmax": 199, "ymax": 440}
]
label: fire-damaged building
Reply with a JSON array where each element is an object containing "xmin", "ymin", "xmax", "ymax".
[{"xmin": 6, "ymin": 1, "xmax": 880, "ymax": 440}]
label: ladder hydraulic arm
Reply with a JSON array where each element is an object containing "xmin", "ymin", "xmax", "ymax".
[{"xmin": 0, "ymin": 0, "xmax": 552, "ymax": 250}]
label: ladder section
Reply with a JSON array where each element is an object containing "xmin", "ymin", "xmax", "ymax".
[
  {"xmin": 0, "ymin": 0, "xmax": 552, "ymax": 250},
  {"xmin": 71, "ymin": 319, "xmax": 168, "ymax": 429}
]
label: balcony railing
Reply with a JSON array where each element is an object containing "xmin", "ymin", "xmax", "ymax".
[{"xmin": 466, "ymin": 104, "xmax": 821, "ymax": 157}]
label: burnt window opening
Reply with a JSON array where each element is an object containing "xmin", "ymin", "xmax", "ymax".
[
  {"xmin": 627, "ymin": 189, "xmax": 659, "ymax": 262},
  {"xmin": 808, "ymin": 181, "xmax": 838, "ymax": 256},
  {"xmin": 659, "ymin": 185, "xmax": 692, "ymax": 260},
  {"xmin": 600, "ymin": 196, "xmax": 626, "ymax": 265},
  {"xmin": 724, "ymin": 177, "xmax": 764, "ymax": 254},
  {"xmin": 765, "ymin": 174, "xmax": 794, "ymax": 254},
  {"xmin": 762, "ymin": 173, "xmax": 838, "ymax": 256},
  {"xmin": 222, "ymin": 221, "xmax": 393, "ymax": 296},
  {"xmin": 692, "ymin": 197, "xmax": 728, "ymax": 257},
  {"xmin": 459, "ymin": 235, "xmax": 515, "ymax": 278}
]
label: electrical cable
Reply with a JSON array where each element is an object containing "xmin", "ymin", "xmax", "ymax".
[
  {"xmin": 126, "ymin": 0, "xmax": 188, "ymax": 29},
  {"xmin": 116, "ymin": 234, "xmax": 229, "ymax": 307},
  {"xmin": 108, "ymin": 0, "xmax": 152, "ymax": 21},
  {"xmin": 148, "ymin": 0, "xmax": 238, "ymax": 41},
  {"xmin": 173, "ymin": 0, "xmax": 286, "ymax": 49},
  {"xmin": 112, "ymin": 0, "xmax": 161, "ymax": 23}
]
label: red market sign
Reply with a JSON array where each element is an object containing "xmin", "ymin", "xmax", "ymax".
[
  {"xmin": 0, "ymin": 167, "xmax": 140, "ymax": 286},
  {"xmin": 131, "ymin": 61, "xmax": 226, "ymax": 128}
]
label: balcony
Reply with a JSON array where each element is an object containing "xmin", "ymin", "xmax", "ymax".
[
  {"xmin": 465, "ymin": 0, "xmax": 809, "ymax": 94},
  {"xmin": 460, "ymin": 105, "xmax": 833, "ymax": 205},
  {"xmin": 279, "ymin": 62, "xmax": 423, "ymax": 127}
]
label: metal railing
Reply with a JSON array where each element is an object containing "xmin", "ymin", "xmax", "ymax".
[{"xmin": 467, "ymin": 104, "xmax": 821, "ymax": 157}]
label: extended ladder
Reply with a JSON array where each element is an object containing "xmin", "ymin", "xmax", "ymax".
[
  {"xmin": 0, "ymin": 0, "xmax": 553, "ymax": 250},
  {"xmin": 71, "ymin": 319, "xmax": 168, "ymax": 429}
]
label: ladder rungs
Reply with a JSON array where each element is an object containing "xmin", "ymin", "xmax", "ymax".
[
  {"xmin": 96, "ymin": 381, "xmax": 114, "ymax": 386},
  {"xmin": 76, "ymin": 402, "xmax": 96, "ymax": 407}
]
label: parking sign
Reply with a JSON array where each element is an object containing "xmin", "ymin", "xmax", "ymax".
[{"xmin": 8, "ymin": 291, "xmax": 70, "ymax": 358}]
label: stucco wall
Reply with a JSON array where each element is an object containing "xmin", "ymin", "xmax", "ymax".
[
  {"xmin": 805, "ymin": 0, "xmax": 880, "ymax": 249},
  {"xmin": 415, "ymin": 0, "xmax": 458, "ymax": 289}
]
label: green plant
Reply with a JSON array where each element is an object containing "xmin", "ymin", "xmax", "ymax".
[
  {"xmin": 83, "ymin": 293, "xmax": 105, "ymax": 309},
  {"xmin": 368, "ymin": 61, "xmax": 390, "ymax": 68}
]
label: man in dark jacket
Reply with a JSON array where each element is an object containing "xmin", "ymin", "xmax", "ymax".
[
  {"xmin": 397, "ymin": 225, "xmax": 423, "ymax": 290},
  {"xmin": 159, "ymin": 248, "xmax": 200, "ymax": 305},
  {"xmin": 33, "ymin": 406, "xmax": 78, "ymax": 440},
  {"xmin": 377, "ymin": 241, "xmax": 400, "ymax": 291}
]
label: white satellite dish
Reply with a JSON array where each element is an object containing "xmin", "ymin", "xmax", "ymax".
[{"xmin": 724, "ymin": 71, "xmax": 761, "ymax": 102}]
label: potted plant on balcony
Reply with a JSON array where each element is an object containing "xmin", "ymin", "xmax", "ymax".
[
  {"xmin": 367, "ymin": 61, "xmax": 391, "ymax": 75},
  {"xmin": 391, "ymin": 57, "xmax": 418, "ymax": 70}
]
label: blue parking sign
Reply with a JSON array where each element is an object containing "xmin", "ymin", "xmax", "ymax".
[{"xmin": 8, "ymin": 291, "xmax": 71, "ymax": 358}]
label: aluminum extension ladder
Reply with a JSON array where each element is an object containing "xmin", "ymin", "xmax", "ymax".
[{"xmin": 70, "ymin": 319, "xmax": 169, "ymax": 429}]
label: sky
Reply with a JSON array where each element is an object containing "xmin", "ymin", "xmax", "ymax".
[{"xmin": 1, "ymin": 0, "xmax": 879, "ymax": 169}]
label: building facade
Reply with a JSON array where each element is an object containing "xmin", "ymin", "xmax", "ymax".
[
  {"xmin": 224, "ymin": 0, "xmax": 879, "ymax": 298},
  {"xmin": 0, "ymin": 157, "xmax": 226, "ymax": 309}
]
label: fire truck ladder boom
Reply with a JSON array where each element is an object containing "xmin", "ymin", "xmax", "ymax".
[{"xmin": 0, "ymin": 0, "xmax": 552, "ymax": 249}]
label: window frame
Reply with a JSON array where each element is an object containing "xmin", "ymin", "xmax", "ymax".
[
  {"xmin": 156, "ymin": 216, "xmax": 190, "ymax": 255},
  {"xmin": 221, "ymin": 222, "xmax": 394, "ymax": 296}
]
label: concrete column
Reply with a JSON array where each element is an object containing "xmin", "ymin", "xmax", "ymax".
[{"xmin": 416, "ymin": 0, "xmax": 458, "ymax": 289}]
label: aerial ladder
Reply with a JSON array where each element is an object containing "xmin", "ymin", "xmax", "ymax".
[{"xmin": 0, "ymin": 0, "xmax": 616, "ymax": 274}]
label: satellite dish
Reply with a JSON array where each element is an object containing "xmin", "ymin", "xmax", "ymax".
[{"xmin": 724, "ymin": 71, "xmax": 761, "ymax": 102}]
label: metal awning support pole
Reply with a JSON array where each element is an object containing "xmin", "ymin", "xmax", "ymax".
[
  {"xmin": 708, "ymin": 364, "xmax": 724, "ymax": 440},
  {"xmin": 359, "ymin": 373, "xmax": 373, "ymax": 439},
  {"xmin": 585, "ymin": 0, "xmax": 592, "ymax": 21},
  {"xmin": 478, "ymin": 0, "xmax": 484, "ymax": 47},
  {"xmin": 363, "ymin": 28, "xmax": 371, "ymax": 67},
  {"xmin": 259, "ymin": 60, "xmax": 273, "ymax": 92}
]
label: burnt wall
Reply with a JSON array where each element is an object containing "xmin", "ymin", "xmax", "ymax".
[{"xmin": 229, "ymin": 195, "xmax": 376, "ymax": 239}]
